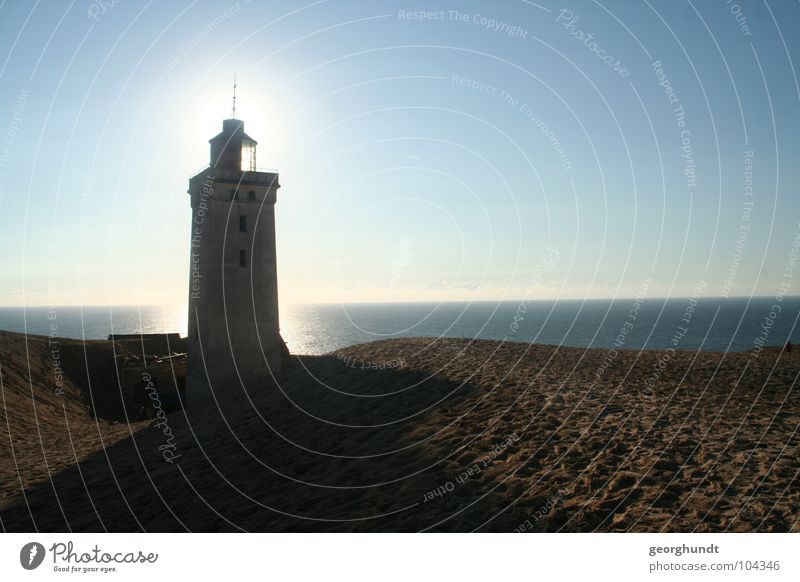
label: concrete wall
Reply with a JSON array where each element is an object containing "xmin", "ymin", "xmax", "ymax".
[{"xmin": 108, "ymin": 334, "xmax": 184, "ymax": 356}]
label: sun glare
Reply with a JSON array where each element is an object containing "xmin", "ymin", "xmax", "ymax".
[{"xmin": 178, "ymin": 80, "xmax": 286, "ymax": 173}]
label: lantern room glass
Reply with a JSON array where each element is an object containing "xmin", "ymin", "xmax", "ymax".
[{"xmin": 241, "ymin": 139, "xmax": 256, "ymax": 172}]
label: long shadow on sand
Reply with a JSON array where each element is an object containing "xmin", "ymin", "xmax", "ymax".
[{"xmin": 1, "ymin": 353, "xmax": 530, "ymax": 532}]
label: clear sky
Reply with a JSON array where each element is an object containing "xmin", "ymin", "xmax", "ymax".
[{"xmin": 0, "ymin": 0, "xmax": 798, "ymax": 307}]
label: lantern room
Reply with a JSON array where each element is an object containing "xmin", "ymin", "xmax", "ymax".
[{"xmin": 209, "ymin": 118, "xmax": 257, "ymax": 171}]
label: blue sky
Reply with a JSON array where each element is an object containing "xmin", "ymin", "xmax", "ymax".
[{"xmin": 0, "ymin": 0, "xmax": 798, "ymax": 306}]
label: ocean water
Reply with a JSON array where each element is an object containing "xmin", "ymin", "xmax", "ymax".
[
  {"xmin": 0, "ymin": 306, "xmax": 188, "ymax": 342},
  {"xmin": 1, "ymin": 297, "xmax": 798, "ymax": 355}
]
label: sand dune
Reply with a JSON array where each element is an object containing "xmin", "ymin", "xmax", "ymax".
[{"xmin": 1, "ymin": 331, "xmax": 798, "ymax": 531}]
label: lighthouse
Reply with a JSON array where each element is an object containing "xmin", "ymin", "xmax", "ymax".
[{"xmin": 185, "ymin": 108, "xmax": 288, "ymax": 405}]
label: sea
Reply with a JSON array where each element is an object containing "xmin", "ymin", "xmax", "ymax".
[{"xmin": 0, "ymin": 297, "xmax": 798, "ymax": 355}]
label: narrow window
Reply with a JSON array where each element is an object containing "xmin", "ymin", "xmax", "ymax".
[
  {"xmin": 248, "ymin": 190, "xmax": 256, "ymax": 201},
  {"xmin": 239, "ymin": 215, "xmax": 247, "ymax": 233},
  {"xmin": 230, "ymin": 189, "xmax": 238, "ymax": 200},
  {"xmin": 239, "ymin": 249, "xmax": 247, "ymax": 267}
]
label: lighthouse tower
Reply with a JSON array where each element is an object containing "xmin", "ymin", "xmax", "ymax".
[{"xmin": 185, "ymin": 109, "xmax": 288, "ymax": 405}]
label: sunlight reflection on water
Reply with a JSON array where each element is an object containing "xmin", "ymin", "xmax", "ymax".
[{"xmin": 1, "ymin": 298, "xmax": 798, "ymax": 356}]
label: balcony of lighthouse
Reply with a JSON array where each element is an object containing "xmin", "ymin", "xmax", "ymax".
[{"xmin": 188, "ymin": 165, "xmax": 279, "ymax": 182}]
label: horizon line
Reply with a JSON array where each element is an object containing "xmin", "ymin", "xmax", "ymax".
[{"xmin": 1, "ymin": 294, "xmax": 798, "ymax": 309}]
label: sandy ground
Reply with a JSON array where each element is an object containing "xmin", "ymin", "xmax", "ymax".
[{"xmin": 1, "ymin": 331, "xmax": 798, "ymax": 532}]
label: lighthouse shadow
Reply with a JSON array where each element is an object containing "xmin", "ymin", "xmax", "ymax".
[
  {"xmin": 0, "ymin": 348, "xmax": 531, "ymax": 532},
  {"xmin": 184, "ymin": 351, "xmax": 528, "ymax": 531}
]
